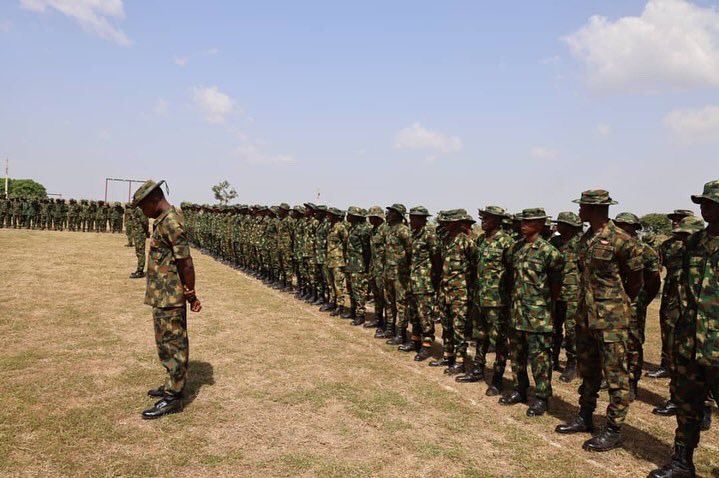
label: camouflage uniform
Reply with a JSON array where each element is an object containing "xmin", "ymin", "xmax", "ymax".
[
  {"xmin": 0, "ymin": 197, "xmax": 7, "ymax": 228},
  {"xmin": 367, "ymin": 207, "xmax": 388, "ymax": 329},
  {"xmin": 314, "ymin": 206, "xmax": 330, "ymax": 301},
  {"xmin": 345, "ymin": 207, "xmax": 371, "ymax": 320},
  {"xmin": 277, "ymin": 204, "xmax": 295, "ymax": 288},
  {"xmin": 39, "ymin": 199, "xmax": 50, "ymax": 230},
  {"xmin": 132, "ymin": 207, "xmax": 149, "ymax": 273},
  {"xmin": 326, "ymin": 209, "xmax": 349, "ymax": 309},
  {"xmin": 53, "ymin": 199, "xmax": 66, "ymax": 230},
  {"xmin": 383, "ymin": 204, "xmax": 411, "ymax": 337},
  {"xmin": 124, "ymin": 204, "xmax": 134, "ymax": 245}
]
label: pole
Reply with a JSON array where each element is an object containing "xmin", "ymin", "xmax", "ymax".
[
  {"xmin": 104, "ymin": 178, "xmax": 108, "ymax": 202},
  {"xmin": 128, "ymin": 181, "xmax": 131, "ymax": 203},
  {"xmin": 4, "ymin": 158, "xmax": 8, "ymax": 199}
]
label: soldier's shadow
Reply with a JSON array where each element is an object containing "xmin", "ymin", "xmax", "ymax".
[{"xmin": 183, "ymin": 360, "xmax": 215, "ymax": 407}]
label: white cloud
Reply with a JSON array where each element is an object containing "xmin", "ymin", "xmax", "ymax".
[
  {"xmin": 393, "ymin": 122, "xmax": 462, "ymax": 154},
  {"xmin": 234, "ymin": 143, "xmax": 295, "ymax": 165},
  {"xmin": 530, "ymin": 147, "xmax": 560, "ymax": 160},
  {"xmin": 152, "ymin": 98, "xmax": 169, "ymax": 115},
  {"xmin": 664, "ymin": 105, "xmax": 719, "ymax": 142},
  {"xmin": 20, "ymin": 0, "xmax": 131, "ymax": 46},
  {"xmin": 564, "ymin": 0, "xmax": 719, "ymax": 92},
  {"xmin": 597, "ymin": 123, "xmax": 610, "ymax": 137},
  {"xmin": 191, "ymin": 85, "xmax": 235, "ymax": 124},
  {"xmin": 174, "ymin": 56, "xmax": 189, "ymax": 67}
]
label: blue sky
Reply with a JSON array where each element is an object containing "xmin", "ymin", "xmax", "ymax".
[{"xmin": 1, "ymin": 0, "xmax": 718, "ymax": 217}]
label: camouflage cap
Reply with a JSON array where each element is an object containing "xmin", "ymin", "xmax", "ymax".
[
  {"xmin": 367, "ymin": 206, "xmax": 385, "ymax": 219},
  {"xmin": 512, "ymin": 213, "xmax": 522, "ymax": 222},
  {"xmin": 572, "ymin": 189, "xmax": 618, "ymax": 206},
  {"xmin": 673, "ymin": 216, "xmax": 705, "ymax": 234},
  {"xmin": 554, "ymin": 211, "xmax": 582, "ymax": 227},
  {"xmin": 438, "ymin": 208, "xmax": 475, "ymax": 224},
  {"xmin": 292, "ymin": 205, "xmax": 305, "ymax": 213},
  {"xmin": 328, "ymin": 207, "xmax": 345, "ymax": 217},
  {"xmin": 303, "ymin": 202, "xmax": 317, "ymax": 210},
  {"xmin": 315, "ymin": 204, "xmax": 328, "ymax": 212},
  {"xmin": 409, "ymin": 206, "xmax": 431, "ymax": 216},
  {"xmin": 614, "ymin": 212, "xmax": 642, "ymax": 229},
  {"xmin": 667, "ymin": 209, "xmax": 694, "ymax": 220},
  {"xmin": 478, "ymin": 205, "xmax": 508, "ymax": 218},
  {"xmin": 278, "ymin": 203, "xmax": 291, "ymax": 211},
  {"xmin": 386, "ymin": 203, "xmax": 407, "ymax": 215},
  {"xmin": 347, "ymin": 206, "xmax": 366, "ymax": 217},
  {"xmin": 131, "ymin": 179, "xmax": 165, "ymax": 207},
  {"xmin": 691, "ymin": 179, "xmax": 719, "ymax": 204},
  {"xmin": 521, "ymin": 208, "xmax": 548, "ymax": 220}
]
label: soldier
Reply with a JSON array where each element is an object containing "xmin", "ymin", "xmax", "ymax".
[
  {"xmin": 555, "ymin": 190, "xmax": 643, "ymax": 452},
  {"xmin": 429, "ymin": 209, "xmax": 478, "ymax": 374},
  {"xmin": 53, "ymin": 198, "xmax": 66, "ymax": 231},
  {"xmin": 366, "ymin": 206, "xmax": 388, "ymax": 333},
  {"xmin": 648, "ymin": 209, "xmax": 695, "ymax": 379},
  {"xmin": 456, "ymin": 206, "xmax": 514, "ymax": 396},
  {"xmin": 381, "ymin": 204, "xmax": 412, "ymax": 342},
  {"xmin": 344, "ymin": 207, "xmax": 371, "ymax": 325},
  {"xmin": 497, "ymin": 208, "xmax": 563, "ymax": 417},
  {"xmin": 130, "ymin": 179, "xmax": 201, "ymax": 419},
  {"xmin": 301, "ymin": 203, "xmax": 319, "ymax": 302},
  {"xmin": 325, "ymin": 207, "xmax": 349, "ymax": 316},
  {"xmin": 615, "ymin": 212, "xmax": 661, "ymax": 401},
  {"xmin": 401, "ymin": 206, "xmax": 441, "ymax": 361},
  {"xmin": 0, "ymin": 195, "xmax": 7, "ymax": 228},
  {"xmin": 649, "ymin": 180, "xmax": 719, "ymax": 477},
  {"xmin": 277, "ymin": 203, "xmax": 295, "ymax": 291},
  {"xmin": 550, "ymin": 211, "xmax": 584, "ymax": 383},
  {"xmin": 130, "ymin": 205, "xmax": 150, "ymax": 278},
  {"xmin": 124, "ymin": 203, "xmax": 135, "ymax": 246},
  {"xmin": 291, "ymin": 206, "xmax": 306, "ymax": 297},
  {"xmin": 313, "ymin": 205, "xmax": 329, "ymax": 303},
  {"xmin": 111, "ymin": 202, "xmax": 124, "ymax": 233},
  {"xmin": 10, "ymin": 196, "xmax": 21, "ymax": 228},
  {"xmin": 39, "ymin": 198, "xmax": 50, "ymax": 230},
  {"xmin": 67, "ymin": 199, "xmax": 79, "ymax": 231}
]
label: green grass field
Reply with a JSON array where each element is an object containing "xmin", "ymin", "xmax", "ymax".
[{"xmin": 0, "ymin": 228, "xmax": 717, "ymax": 477}]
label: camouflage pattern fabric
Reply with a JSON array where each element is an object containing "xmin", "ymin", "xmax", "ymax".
[
  {"xmin": 346, "ymin": 221, "xmax": 371, "ymax": 315},
  {"xmin": 550, "ymin": 233, "xmax": 581, "ymax": 362},
  {"xmin": 132, "ymin": 207, "xmax": 149, "ymax": 271},
  {"xmin": 369, "ymin": 222, "xmax": 388, "ymax": 322},
  {"xmin": 384, "ymin": 222, "xmax": 411, "ymax": 331},
  {"xmin": 152, "ymin": 306, "xmax": 189, "ymax": 396},
  {"xmin": 628, "ymin": 239, "xmax": 660, "ymax": 383},
  {"xmin": 144, "ymin": 206, "xmax": 190, "ymax": 308},
  {"xmin": 659, "ymin": 236, "xmax": 685, "ymax": 367}
]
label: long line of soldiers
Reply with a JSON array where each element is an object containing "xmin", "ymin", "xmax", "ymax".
[
  {"xmin": 180, "ymin": 182, "xmax": 719, "ymax": 478},
  {"xmin": 0, "ymin": 196, "xmax": 127, "ymax": 233}
]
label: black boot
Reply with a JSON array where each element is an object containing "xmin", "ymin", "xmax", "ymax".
[
  {"xmin": 147, "ymin": 385, "xmax": 165, "ymax": 397},
  {"xmin": 386, "ymin": 332, "xmax": 406, "ymax": 346},
  {"xmin": 653, "ymin": 400, "xmax": 679, "ymax": 417},
  {"xmin": 527, "ymin": 398, "xmax": 549, "ymax": 417},
  {"xmin": 398, "ymin": 340, "xmax": 420, "ymax": 352},
  {"xmin": 429, "ymin": 356, "xmax": 455, "ymax": 368},
  {"xmin": 552, "ymin": 356, "xmax": 562, "ymax": 372},
  {"xmin": 444, "ymin": 361, "xmax": 466, "ymax": 375},
  {"xmin": 319, "ymin": 302, "xmax": 336, "ymax": 312},
  {"xmin": 499, "ymin": 390, "xmax": 528, "ymax": 406},
  {"xmin": 555, "ymin": 407, "xmax": 595, "ymax": 434},
  {"xmin": 141, "ymin": 394, "xmax": 183, "ymax": 419},
  {"xmin": 414, "ymin": 346, "xmax": 433, "ymax": 362},
  {"xmin": 330, "ymin": 306, "xmax": 344, "ymax": 317},
  {"xmin": 647, "ymin": 445, "xmax": 695, "ymax": 478},
  {"xmin": 129, "ymin": 270, "xmax": 145, "ymax": 279},
  {"xmin": 560, "ymin": 358, "xmax": 577, "ymax": 383},
  {"xmin": 582, "ymin": 423, "xmax": 622, "ymax": 452},
  {"xmin": 351, "ymin": 315, "xmax": 366, "ymax": 326},
  {"xmin": 647, "ymin": 367, "xmax": 671, "ymax": 379},
  {"xmin": 363, "ymin": 318, "xmax": 379, "ymax": 328},
  {"xmin": 375, "ymin": 324, "xmax": 394, "ymax": 339},
  {"xmin": 629, "ymin": 379, "xmax": 639, "ymax": 402},
  {"xmin": 340, "ymin": 308, "xmax": 355, "ymax": 320},
  {"xmin": 456, "ymin": 365, "xmax": 484, "ymax": 383},
  {"xmin": 700, "ymin": 405, "xmax": 712, "ymax": 432},
  {"xmin": 485, "ymin": 374, "xmax": 503, "ymax": 396}
]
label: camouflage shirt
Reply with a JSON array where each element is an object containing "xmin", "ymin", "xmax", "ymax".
[
  {"xmin": 636, "ymin": 239, "xmax": 660, "ymax": 306},
  {"xmin": 410, "ymin": 225, "xmax": 441, "ymax": 295},
  {"xmin": 384, "ymin": 222, "xmax": 411, "ymax": 280},
  {"xmin": 441, "ymin": 231, "xmax": 478, "ymax": 301},
  {"xmin": 326, "ymin": 221, "xmax": 349, "ymax": 268},
  {"xmin": 144, "ymin": 206, "xmax": 191, "ymax": 308},
  {"xmin": 345, "ymin": 222, "xmax": 371, "ymax": 273},
  {"xmin": 475, "ymin": 230, "xmax": 514, "ymax": 307},
  {"xmin": 369, "ymin": 223, "xmax": 388, "ymax": 278},
  {"xmin": 507, "ymin": 238, "xmax": 564, "ymax": 332},
  {"xmin": 303, "ymin": 217, "xmax": 318, "ymax": 260},
  {"xmin": 315, "ymin": 220, "xmax": 330, "ymax": 264},
  {"xmin": 578, "ymin": 220, "xmax": 643, "ymax": 330},
  {"xmin": 550, "ymin": 233, "xmax": 581, "ymax": 303}
]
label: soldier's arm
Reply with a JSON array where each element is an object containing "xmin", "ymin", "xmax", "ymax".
[
  {"xmin": 547, "ymin": 246, "xmax": 564, "ymax": 302},
  {"xmin": 643, "ymin": 248, "xmax": 662, "ymax": 304},
  {"xmin": 620, "ymin": 238, "xmax": 645, "ymax": 301}
]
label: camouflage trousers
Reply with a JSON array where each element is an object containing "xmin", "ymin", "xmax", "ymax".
[
  {"xmin": 439, "ymin": 298, "xmax": 470, "ymax": 359},
  {"xmin": 53, "ymin": 216, "xmax": 65, "ymax": 230},
  {"xmin": 329, "ymin": 267, "xmax": 346, "ymax": 307},
  {"xmin": 369, "ymin": 273, "xmax": 385, "ymax": 321},
  {"xmin": 0, "ymin": 213, "xmax": 5, "ymax": 227},
  {"xmin": 68, "ymin": 215, "xmax": 79, "ymax": 231},
  {"xmin": 384, "ymin": 275, "xmax": 409, "ymax": 331},
  {"xmin": 553, "ymin": 300, "xmax": 578, "ymax": 362},
  {"xmin": 95, "ymin": 218, "xmax": 105, "ymax": 232},
  {"xmin": 39, "ymin": 214, "xmax": 49, "ymax": 229},
  {"xmin": 280, "ymin": 248, "xmax": 295, "ymax": 285},
  {"xmin": 577, "ymin": 326, "xmax": 630, "ymax": 427},
  {"xmin": 152, "ymin": 306, "xmax": 189, "ymax": 395},
  {"xmin": 628, "ymin": 301, "xmax": 648, "ymax": 383},
  {"xmin": 124, "ymin": 226, "xmax": 133, "ymax": 245},
  {"xmin": 346, "ymin": 271, "xmax": 368, "ymax": 316},
  {"xmin": 509, "ymin": 330, "xmax": 553, "ymax": 399},
  {"xmin": 133, "ymin": 235, "xmax": 146, "ymax": 271},
  {"xmin": 673, "ymin": 356, "xmax": 719, "ymax": 449},
  {"xmin": 475, "ymin": 306, "xmax": 509, "ymax": 378},
  {"xmin": 407, "ymin": 293, "xmax": 435, "ymax": 345},
  {"xmin": 320, "ymin": 264, "xmax": 332, "ymax": 302},
  {"xmin": 659, "ymin": 288, "xmax": 680, "ymax": 369}
]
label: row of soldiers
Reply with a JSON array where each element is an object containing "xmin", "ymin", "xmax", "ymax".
[
  {"xmin": 179, "ymin": 182, "xmax": 718, "ymax": 477},
  {"xmin": 0, "ymin": 196, "xmax": 128, "ymax": 233}
]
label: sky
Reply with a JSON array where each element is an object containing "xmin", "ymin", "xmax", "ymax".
[{"xmin": 1, "ymin": 0, "xmax": 718, "ymax": 218}]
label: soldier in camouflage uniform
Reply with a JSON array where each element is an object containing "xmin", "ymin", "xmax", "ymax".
[
  {"xmin": 315, "ymin": 206, "xmax": 331, "ymax": 305},
  {"xmin": 39, "ymin": 198, "xmax": 50, "ymax": 230},
  {"xmin": 429, "ymin": 209, "xmax": 478, "ymax": 375},
  {"xmin": 381, "ymin": 204, "xmax": 411, "ymax": 341},
  {"xmin": 456, "ymin": 206, "xmax": 514, "ymax": 395},
  {"xmin": 130, "ymin": 179, "xmax": 201, "ymax": 419},
  {"xmin": 400, "ymin": 206, "xmax": 441, "ymax": 361},
  {"xmin": 366, "ymin": 206, "xmax": 388, "ymax": 332},
  {"xmin": 649, "ymin": 180, "xmax": 719, "ymax": 478},
  {"xmin": 326, "ymin": 207, "xmax": 349, "ymax": 315},
  {"xmin": 67, "ymin": 199, "xmax": 79, "ymax": 231},
  {"xmin": 343, "ymin": 207, "xmax": 371, "ymax": 324},
  {"xmin": 53, "ymin": 199, "xmax": 66, "ymax": 230},
  {"xmin": 550, "ymin": 211, "xmax": 583, "ymax": 383},
  {"xmin": 301, "ymin": 203, "xmax": 319, "ymax": 301},
  {"xmin": 10, "ymin": 197, "xmax": 21, "ymax": 228},
  {"xmin": 124, "ymin": 203, "xmax": 134, "ymax": 246},
  {"xmin": 555, "ymin": 190, "xmax": 643, "ymax": 452},
  {"xmin": 291, "ymin": 206, "xmax": 306, "ymax": 296},
  {"xmin": 277, "ymin": 203, "xmax": 295, "ymax": 291},
  {"xmin": 130, "ymin": 205, "xmax": 150, "ymax": 278},
  {"xmin": 111, "ymin": 202, "xmax": 124, "ymax": 233},
  {"xmin": 0, "ymin": 196, "xmax": 7, "ymax": 228},
  {"xmin": 498, "ymin": 208, "xmax": 564, "ymax": 417},
  {"xmin": 615, "ymin": 212, "xmax": 661, "ymax": 401}
]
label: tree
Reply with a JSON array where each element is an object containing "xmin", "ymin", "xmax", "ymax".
[
  {"xmin": 1, "ymin": 178, "xmax": 47, "ymax": 198},
  {"xmin": 211, "ymin": 180, "xmax": 237, "ymax": 205},
  {"xmin": 640, "ymin": 213, "xmax": 671, "ymax": 235}
]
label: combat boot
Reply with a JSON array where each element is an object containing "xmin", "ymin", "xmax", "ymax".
[
  {"xmin": 429, "ymin": 356, "xmax": 455, "ymax": 368},
  {"xmin": 485, "ymin": 374, "xmax": 503, "ymax": 396},
  {"xmin": 555, "ymin": 406, "xmax": 595, "ymax": 434},
  {"xmin": 398, "ymin": 340, "xmax": 420, "ymax": 352},
  {"xmin": 629, "ymin": 379, "xmax": 639, "ymax": 402},
  {"xmin": 129, "ymin": 270, "xmax": 145, "ymax": 279},
  {"xmin": 312, "ymin": 296, "xmax": 324, "ymax": 305},
  {"xmin": 444, "ymin": 360, "xmax": 466, "ymax": 375},
  {"xmin": 700, "ymin": 405, "xmax": 712, "ymax": 432},
  {"xmin": 559, "ymin": 358, "xmax": 577, "ymax": 383},
  {"xmin": 552, "ymin": 355, "xmax": 562, "ymax": 372},
  {"xmin": 375, "ymin": 324, "xmax": 394, "ymax": 339},
  {"xmin": 647, "ymin": 445, "xmax": 696, "ymax": 478},
  {"xmin": 455, "ymin": 365, "xmax": 484, "ymax": 383},
  {"xmin": 582, "ymin": 423, "xmax": 622, "ymax": 452},
  {"xmin": 319, "ymin": 302, "xmax": 336, "ymax": 312},
  {"xmin": 527, "ymin": 398, "xmax": 549, "ymax": 417},
  {"xmin": 414, "ymin": 346, "xmax": 433, "ymax": 362},
  {"xmin": 141, "ymin": 394, "xmax": 183, "ymax": 419},
  {"xmin": 653, "ymin": 400, "xmax": 679, "ymax": 417},
  {"xmin": 386, "ymin": 331, "xmax": 406, "ymax": 346},
  {"xmin": 647, "ymin": 367, "xmax": 671, "ymax": 379},
  {"xmin": 147, "ymin": 385, "xmax": 165, "ymax": 397},
  {"xmin": 330, "ymin": 305, "xmax": 344, "ymax": 317},
  {"xmin": 351, "ymin": 314, "xmax": 365, "ymax": 326},
  {"xmin": 341, "ymin": 308, "xmax": 355, "ymax": 320},
  {"xmin": 363, "ymin": 318, "xmax": 379, "ymax": 328},
  {"xmin": 498, "ymin": 390, "xmax": 527, "ymax": 406}
]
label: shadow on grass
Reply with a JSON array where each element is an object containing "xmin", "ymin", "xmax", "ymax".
[{"xmin": 184, "ymin": 360, "xmax": 215, "ymax": 407}]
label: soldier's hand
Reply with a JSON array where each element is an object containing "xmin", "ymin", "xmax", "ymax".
[{"xmin": 190, "ymin": 298, "xmax": 202, "ymax": 313}]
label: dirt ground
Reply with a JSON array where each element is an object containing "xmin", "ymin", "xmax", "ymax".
[{"xmin": 0, "ymin": 228, "xmax": 717, "ymax": 478}]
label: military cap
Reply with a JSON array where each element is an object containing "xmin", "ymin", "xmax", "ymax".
[
  {"xmin": 292, "ymin": 205, "xmax": 305, "ymax": 213},
  {"xmin": 691, "ymin": 179, "xmax": 719, "ymax": 204},
  {"xmin": 239, "ymin": 204, "xmax": 249, "ymax": 210},
  {"xmin": 501, "ymin": 216, "xmax": 513, "ymax": 226},
  {"xmin": 673, "ymin": 216, "xmax": 705, "ymax": 234},
  {"xmin": 512, "ymin": 213, "xmax": 522, "ymax": 222},
  {"xmin": 347, "ymin": 206, "xmax": 366, "ymax": 217},
  {"xmin": 279, "ymin": 203, "xmax": 290, "ymax": 211},
  {"xmin": 438, "ymin": 208, "xmax": 475, "ymax": 224},
  {"xmin": 478, "ymin": 205, "xmax": 508, "ymax": 218},
  {"xmin": 667, "ymin": 209, "xmax": 694, "ymax": 220},
  {"xmin": 554, "ymin": 211, "xmax": 582, "ymax": 228},
  {"xmin": 614, "ymin": 212, "xmax": 642, "ymax": 229},
  {"xmin": 367, "ymin": 206, "xmax": 385, "ymax": 219},
  {"xmin": 521, "ymin": 208, "xmax": 548, "ymax": 220},
  {"xmin": 270, "ymin": 206, "xmax": 280, "ymax": 215},
  {"xmin": 303, "ymin": 202, "xmax": 317, "ymax": 210},
  {"xmin": 409, "ymin": 206, "xmax": 431, "ymax": 216},
  {"xmin": 572, "ymin": 189, "xmax": 618, "ymax": 205},
  {"xmin": 315, "ymin": 204, "xmax": 328, "ymax": 212},
  {"xmin": 131, "ymin": 179, "xmax": 165, "ymax": 207},
  {"xmin": 328, "ymin": 207, "xmax": 345, "ymax": 217},
  {"xmin": 386, "ymin": 203, "xmax": 407, "ymax": 215}
]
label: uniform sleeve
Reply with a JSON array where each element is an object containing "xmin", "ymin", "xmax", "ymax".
[
  {"xmin": 546, "ymin": 244, "xmax": 565, "ymax": 282},
  {"xmin": 619, "ymin": 237, "xmax": 644, "ymax": 272},
  {"xmin": 167, "ymin": 214, "xmax": 191, "ymax": 260},
  {"xmin": 644, "ymin": 245, "xmax": 661, "ymax": 273}
]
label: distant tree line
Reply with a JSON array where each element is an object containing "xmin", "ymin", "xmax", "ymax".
[{"xmin": 1, "ymin": 178, "xmax": 47, "ymax": 198}]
